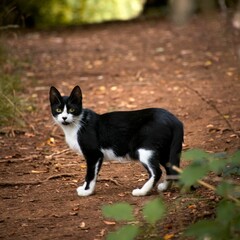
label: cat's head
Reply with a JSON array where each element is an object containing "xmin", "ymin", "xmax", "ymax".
[{"xmin": 49, "ymin": 86, "xmax": 82, "ymax": 126}]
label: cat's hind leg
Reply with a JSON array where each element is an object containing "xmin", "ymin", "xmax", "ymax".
[
  {"xmin": 157, "ymin": 178, "xmax": 172, "ymax": 192},
  {"xmin": 157, "ymin": 162, "xmax": 179, "ymax": 192},
  {"xmin": 158, "ymin": 126, "xmax": 183, "ymax": 192},
  {"xmin": 132, "ymin": 149, "xmax": 161, "ymax": 197}
]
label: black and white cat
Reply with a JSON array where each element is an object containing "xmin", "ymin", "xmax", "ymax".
[{"xmin": 49, "ymin": 86, "xmax": 184, "ymax": 197}]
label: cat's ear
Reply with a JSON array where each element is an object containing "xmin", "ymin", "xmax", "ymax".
[
  {"xmin": 69, "ymin": 86, "xmax": 82, "ymax": 104},
  {"xmin": 49, "ymin": 86, "xmax": 62, "ymax": 105}
]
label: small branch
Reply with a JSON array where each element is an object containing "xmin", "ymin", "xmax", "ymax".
[
  {"xmin": 0, "ymin": 173, "xmax": 77, "ymax": 187},
  {"xmin": 172, "ymin": 165, "xmax": 240, "ymax": 204},
  {"xmin": 0, "ymin": 180, "xmax": 42, "ymax": 187},
  {"xmin": 46, "ymin": 173, "xmax": 78, "ymax": 181},
  {"xmin": 45, "ymin": 149, "xmax": 71, "ymax": 160},
  {"xmin": 0, "ymin": 156, "xmax": 33, "ymax": 163},
  {"xmin": 98, "ymin": 178, "xmax": 121, "ymax": 186},
  {"xmin": 185, "ymin": 85, "xmax": 240, "ymax": 138}
]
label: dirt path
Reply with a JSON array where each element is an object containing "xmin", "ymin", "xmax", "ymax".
[{"xmin": 0, "ymin": 15, "xmax": 240, "ymax": 240}]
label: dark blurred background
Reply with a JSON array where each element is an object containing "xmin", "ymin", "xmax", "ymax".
[{"xmin": 0, "ymin": 0, "xmax": 239, "ymax": 28}]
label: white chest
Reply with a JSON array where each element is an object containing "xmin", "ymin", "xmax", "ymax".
[{"xmin": 63, "ymin": 126, "xmax": 83, "ymax": 156}]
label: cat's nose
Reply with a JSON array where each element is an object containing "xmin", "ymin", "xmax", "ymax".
[{"xmin": 62, "ymin": 117, "xmax": 67, "ymax": 121}]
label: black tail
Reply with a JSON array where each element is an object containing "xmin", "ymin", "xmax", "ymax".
[{"xmin": 168, "ymin": 121, "xmax": 184, "ymax": 176}]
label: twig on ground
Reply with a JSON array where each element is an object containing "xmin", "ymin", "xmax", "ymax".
[
  {"xmin": 45, "ymin": 149, "xmax": 71, "ymax": 160},
  {"xmin": 0, "ymin": 173, "xmax": 77, "ymax": 187},
  {"xmin": 98, "ymin": 178, "xmax": 121, "ymax": 186},
  {"xmin": 0, "ymin": 180, "xmax": 42, "ymax": 187},
  {"xmin": 0, "ymin": 156, "xmax": 34, "ymax": 163},
  {"xmin": 172, "ymin": 165, "xmax": 240, "ymax": 204},
  {"xmin": 185, "ymin": 85, "xmax": 240, "ymax": 138}
]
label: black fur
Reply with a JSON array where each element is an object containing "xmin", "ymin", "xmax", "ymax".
[{"xmin": 49, "ymin": 86, "xmax": 184, "ymax": 196}]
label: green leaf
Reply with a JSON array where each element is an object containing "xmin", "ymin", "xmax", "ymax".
[
  {"xmin": 216, "ymin": 182, "xmax": 235, "ymax": 198},
  {"xmin": 185, "ymin": 220, "xmax": 221, "ymax": 238},
  {"xmin": 229, "ymin": 150, "xmax": 240, "ymax": 165},
  {"xmin": 106, "ymin": 225, "xmax": 140, "ymax": 240},
  {"xmin": 142, "ymin": 198, "xmax": 165, "ymax": 225},
  {"xmin": 182, "ymin": 149, "xmax": 211, "ymax": 161},
  {"xmin": 180, "ymin": 162, "xmax": 208, "ymax": 186},
  {"xmin": 102, "ymin": 203, "xmax": 135, "ymax": 221},
  {"xmin": 221, "ymin": 151, "xmax": 240, "ymax": 176},
  {"xmin": 216, "ymin": 200, "xmax": 236, "ymax": 225},
  {"xmin": 235, "ymin": 216, "xmax": 240, "ymax": 230},
  {"xmin": 222, "ymin": 165, "xmax": 240, "ymax": 176},
  {"xmin": 208, "ymin": 158, "xmax": 226, "ymax": 173},
  {"xmin": 212, "ymin": 152, "xmax": 228, "ymax": 159}
]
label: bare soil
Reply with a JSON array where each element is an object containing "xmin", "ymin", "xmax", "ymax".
[{"xmin": 0, "ymin": 14, "xmax": 240, "ymax": 240}]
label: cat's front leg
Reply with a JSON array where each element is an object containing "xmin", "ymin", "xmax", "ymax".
[
  {"xmin": 77, "ymin": 181, "xmax": 95, "ymax": 197},
  {"xmin": 77, "ymin": 156, "xmax": 103, "ymax": 197}
]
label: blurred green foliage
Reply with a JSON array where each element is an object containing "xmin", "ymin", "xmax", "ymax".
[
  {"xmin": 102, "ymin": 149, "xmax": 240, "ymax": 240},
  {"xmin": 102, "ymin": 198, "xmax": 165, "ymax": 240},
  {"xmin": 186, "ymin": 200, "xmax": 240, "ymax": 240},
  {"xmin": 0, "ymin": 44, "xmax": 23, "ymax": 127},
  {"xmin": 0, "ymin": 0, "xmax": 145, "ymax": 28}
]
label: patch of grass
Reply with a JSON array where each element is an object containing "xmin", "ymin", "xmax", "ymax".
[{"xmin": 0, "ymin": 44, "xmax": 23, "ymax": 127}]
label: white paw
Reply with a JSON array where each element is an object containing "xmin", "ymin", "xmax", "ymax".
[
  {"xmin": 76, "ymin": 185, "xmax": 94, "ymax": 197},
  {"xmin": 132, "ymin": 188, "xmax": 147, "ymax": 197},
  {"xmin": 157, "ymin": 181, "xmax": 169, "ymax": 192}
]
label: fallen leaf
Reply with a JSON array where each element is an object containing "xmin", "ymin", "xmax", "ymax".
[
  {"xmin": 155, "ymin": 47, "xmax": 165, "ymax": 53},
  {"xmin": 25, "ymin": 132, "xmax": 35, "ymax": 137},
  {"xmin": 129, "ymin": 97, "xmax": 135, "ymax": 102},
  {"xmin": 188, "ymin": 204, "xmax": 197, "ymax": 209},
  {"xmin": 99, "ymin": 86, "xmax": 106, "ymax": 92},
  {"xmin": 80, "ymin": 222, "xmax": 86, "ymax": 228},
  {"xmin": 98, "ymin": 228, "xmax": 106, "ymax": 237},
  {"xmin": 31, "ymin": 170, "xmax": 48, "ymax": 174},
  {"xmin": 126, "ymin": 104, "xmax": 137, "ymax": 109},
  {"xmin": 163, "ymin": 233, "xmax": 175, "ymax": 240},
  {"xmin": 94, "ymin": 60, "xmax": 102, "ymax": 66},
  {"xmin": 26, "ymin": 72, "xmax": 35, "ymax": 77},
  {"xmin": 80, "ymin": 164, "xmax": 86, "ymax": 169},
  {"xmin": 72, "ymin": 206, "xmax": 79, "ymax": 211},
  {"xmin": 79, "ymin": 221, "xmax": 89, "ymax": 230},
  {"xmin": 180, "ymin": 49, "xmax": 192, "ymax": 55},
  {"xmin": 69, "ymin": 212, "xmax": 78, "ymax": 216},
  {"xmin": 21, "ymin": 223, "xmax": 28, "ymax": 227},
  {"xmin": 118, "ymin": 193, "xmax": 126, "ymax": 197},
  {"xmin": 110, "ymin": 86, "xmax": 117, "ymax": 91},
  {"xmin": 204, "ymin": 60, "xmax": 212, "ymax": 67},
  {"xmin": 47, "ymin": 137, "xmax": 55, "ymax": 146},
  {"xmin": 103, "ymin": 221, "xmax": 116, "ymax": 225}
]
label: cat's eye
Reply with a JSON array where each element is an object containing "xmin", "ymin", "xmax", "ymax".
[
  {"xmin": 56, "ymin": 108, "xmax": 62, "ymax": 113},
  {"xmin": 69, "ymin": 108, "xmax": 75, "ymax": 113}
]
